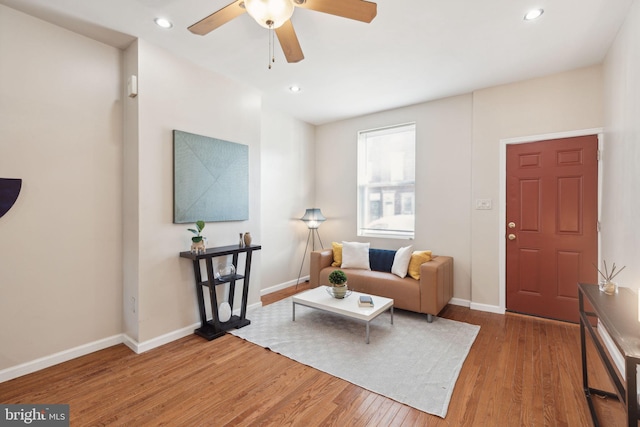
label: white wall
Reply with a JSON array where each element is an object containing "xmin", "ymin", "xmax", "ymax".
[
  {"xmin": 315, "ymin": 95, "xmax": 473, "ymax": 301},
  {"xmin": 0, "ymin": 5, "xmax": 123, "ymax": 370},
  {"xmin": 602, "ymin": 0, "xmax": 640, "ymax": 288},
  {"xmin": 259, "ymin": 109, "xmax": 315, "ymax": 290},
  {"xmin": 125, "ymin": 39, "xmax": 263, "ymax": 344},
  {"xmin": 314, "ymin": 67, "xmax": 604, "ymax": 309},
  {"xmin": 471, "ymin": 66, "xmax": 604, "ymax": 308},
  {"xmin": 0, "ymin": 4, "xmax": 265, "ymax": 372}
]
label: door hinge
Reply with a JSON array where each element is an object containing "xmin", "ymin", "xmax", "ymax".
[
  {"xmin": 597, "ymin": 221, "xmax": 601, "ymax": 232},
  {"xmin": 597, "ymin": 149, "xmax": 601, "ymax": 161}
]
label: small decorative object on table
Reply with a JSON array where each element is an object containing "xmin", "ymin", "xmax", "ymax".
[
  {"xmin": 243, "ymin": 232, "xmax": 252, "ymax": 246},
  {"xmin": 188, "ymin": 220, "xmax": 206, "ymax": 254},
  {"xmin": 358, "ymin": 295, "xmax": 374, "ymax": 307},
  {"xmin": 327, "ymin": 269, "xmax": 349, "ymax": 299},
  {"xmin": 216, "ymin": 262, "xmax": 236, "ymax": 282},
  {"xmin": 239, "ymin": 232, "xmax": 244, "ymax": 247},
  {"xmin": 594, "ymin": 260, "xmax": 625, "ymax": 295},
  {"xmin": 218, "ymin": 302, "xmax": 232, "ymax": 322}
]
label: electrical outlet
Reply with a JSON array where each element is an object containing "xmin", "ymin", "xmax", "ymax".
[{"xmin": 475, "ymin": 199, "xmax": 492, "ymax": 210}]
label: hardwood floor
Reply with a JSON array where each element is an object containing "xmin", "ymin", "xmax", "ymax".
[{"xmin": 0, "ymin": 284, "xmax": 627, "ymax": 426}]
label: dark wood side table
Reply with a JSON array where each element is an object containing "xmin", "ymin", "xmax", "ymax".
[
  {"xmin": 578, "ymin": 282, "xmax": 640, "ymax": 427},
  {"xmin": 180, "ymin": 244, "xmax": 261, "ymax": 340}
]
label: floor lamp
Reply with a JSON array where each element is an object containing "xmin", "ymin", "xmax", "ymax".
[{"xmin": 296, "ymin": 208, "xmax": 326, "ymax": 287}]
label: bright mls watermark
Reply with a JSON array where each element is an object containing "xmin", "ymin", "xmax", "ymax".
[{"xmin": 1, "ymin": 405, "xmax": 69, "ymax": 426}]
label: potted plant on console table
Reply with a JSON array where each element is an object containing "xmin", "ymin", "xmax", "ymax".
[{"xmin": 328, "ymin": 269, "xmax": 348, "ymax": 299}]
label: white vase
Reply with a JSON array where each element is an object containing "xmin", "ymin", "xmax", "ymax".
[{"xmin": 218, "ymin": 302, "xmax": 232, "ymax": 322}]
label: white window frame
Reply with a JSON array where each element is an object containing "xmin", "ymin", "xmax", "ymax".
[{"xmin": 357, "ymin": 123, "xmax": 416, "ymax": 239}]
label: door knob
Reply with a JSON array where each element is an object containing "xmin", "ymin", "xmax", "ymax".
[
  {"xmin": 508, "ymin": 234, "xmax": 516, "ymax": 240},
  {"xmin": 508, "ymin": 222, "xmax": 516, "ymax": 229}
]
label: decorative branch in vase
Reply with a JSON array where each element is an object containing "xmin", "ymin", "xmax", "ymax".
[{"xmin": 593, "ymin": 260, "xmax": 625, "ymax": 295}]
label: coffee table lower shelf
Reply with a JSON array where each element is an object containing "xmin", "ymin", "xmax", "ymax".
[{"xmin": 292, "ymin": 286, "xmax": 394, "ymax": 344}]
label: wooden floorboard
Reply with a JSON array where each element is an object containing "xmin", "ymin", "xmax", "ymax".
[{"xmin": 0, "ymin": 283, "xmax": 629, "ymax": 426}]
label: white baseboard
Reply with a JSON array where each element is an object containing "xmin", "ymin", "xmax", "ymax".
[
  {"xmin": 597, "ymin": 319, "xmax": 640, "ymax": 397},
  {"xmin": 261, "ymin": 276, "xmax": 309, "ymax": 296},
  {"xmin": 124, "ymin": 323, "xmax": 200, "ymax": 354},
  {"xmin": 0, "ymin": 334, "xmax": 123, "ymax": 383},
  {"xmin": 469, "ymin": 301, "xmax": 505, "ymax": 315},
  {"xmin": 246, "ymin": 301, "xmax": 262, "ymax": 310},
  {"xmin": 449, "ymin": 297, "xmax": 470, "ymax": 308},
  {"xmin": 597, "ymin": 320, "xmax": 625, "ymax": 375}
]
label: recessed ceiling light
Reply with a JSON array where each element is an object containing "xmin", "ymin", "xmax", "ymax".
[
  {"xmin": 289, "ymin": 85, "xmax": 301, "ymax": 93},
  {"xmin": 524, "ymin": 9, "xmax": 544, "ymax": 21},
  {"xmin": 154, "ymin": 17, "xmax": 173, "ymax": 29}
]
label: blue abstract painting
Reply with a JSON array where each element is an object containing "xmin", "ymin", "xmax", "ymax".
[{"xmin": 173, "ymin": 130, "xmax": 249, "ymax": 223}]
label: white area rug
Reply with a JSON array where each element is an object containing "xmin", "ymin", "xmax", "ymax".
[{"xmin": 230, "ymin": 297, "xmax": 480, "ymax": 418}]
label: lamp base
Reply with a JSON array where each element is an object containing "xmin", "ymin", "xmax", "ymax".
[{"xmin": 296, "ymin": 228, "xmax": 323, "ymax": 288}]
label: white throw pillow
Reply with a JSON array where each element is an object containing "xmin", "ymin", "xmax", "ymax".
[
  {"xmin": 341, "ymin": 241, "xmax": 371, "ymax": 270},
  {"xmin": 391, "ymin": 245, "xmax": 413, "ymax": 278}
]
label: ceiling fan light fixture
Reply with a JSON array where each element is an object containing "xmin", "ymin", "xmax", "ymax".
[{"xmin": 244, "ymin": 0, "xmax": 295, "ymax": 29}]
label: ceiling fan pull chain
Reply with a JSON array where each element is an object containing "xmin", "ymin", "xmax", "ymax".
[
  {"xmin": 268, "ymin": 28, "xmax": 272, "ymax": 69},
  {"xmin": 268, "ymin": 23, "xmax": 275, "ymax": 69}
]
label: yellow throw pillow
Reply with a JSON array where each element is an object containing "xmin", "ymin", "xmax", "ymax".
[
  {"xmin": 408, "ymin": 250, "xmax": 433, "ymax": 280},
  {"xmin": 331, "ymin": 242, "xmax": 343, "ymax": 267}
]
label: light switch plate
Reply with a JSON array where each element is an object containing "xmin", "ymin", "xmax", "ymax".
[{"xmin": 475, "ymin": 198, "xmax": 492, "ymax": 210}]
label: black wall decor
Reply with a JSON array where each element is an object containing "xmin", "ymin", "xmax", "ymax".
[{"xmin": 0, "ymin": 178, "xmax": 22, "ymax": 218}]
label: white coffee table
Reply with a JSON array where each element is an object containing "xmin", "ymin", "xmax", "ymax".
[{"xmin": 292, "ymin": 286, "xmax": 394, "ymax": 344}]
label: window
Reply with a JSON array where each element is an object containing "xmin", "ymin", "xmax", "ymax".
[{"xmin": 357, "ymin": 123, "xmax": 415, "ymax": 238}]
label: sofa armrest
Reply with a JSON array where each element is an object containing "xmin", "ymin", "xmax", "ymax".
[
  {"xmin": 310, "ymin": 249, "xmax": 334, "ymax": 288},
  {"xmin": 419, "ymin": 255, "xmax": 454, "ymax": 316}
]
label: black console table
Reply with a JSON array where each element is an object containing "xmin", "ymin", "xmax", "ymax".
[
  {"xmin": 578, "ymin": 282, "xmax": 640, "ymax": 427},
  {"xmin": 180, "ymin": 244, "xmax": 261, "ymax": 340}
]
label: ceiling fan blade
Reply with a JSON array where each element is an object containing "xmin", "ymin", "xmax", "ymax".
[
  {"xmin": 275, "ymin": 20, "xmax": 304, "ymax": 63},
  {"xmin": 188, "ymin": 0, "xmax": 247, "ymax": 36},
  {"xmin": 295, "ymin": 0, "xmax": 377, "ymax": 23}
]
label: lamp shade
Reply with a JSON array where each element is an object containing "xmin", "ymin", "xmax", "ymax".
[
  {"xmin": 301, "ymin": 208, "xmax": 326, "ymax": 229},
  {"xmin": 244, "ymin": 0, "xmax": 295, "ymax": 29}
]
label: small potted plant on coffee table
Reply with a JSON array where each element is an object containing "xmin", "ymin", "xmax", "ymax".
[{"xmin": 328, "ymin": 269, "xmax": 348, "ymax": 299}]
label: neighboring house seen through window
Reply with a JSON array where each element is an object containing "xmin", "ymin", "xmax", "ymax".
[{"xmin": 357, "ymin": 123, "xmax": 416, "ymax": 239}]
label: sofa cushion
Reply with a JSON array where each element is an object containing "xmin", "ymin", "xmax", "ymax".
[
  {"xmin": 391, "ymin": 245, "xmax": 413, "ymax": 278},
  {"xmin": 369, "ymin": 249, "xmax": 396, "ymax": 273},
  {"xmin": 331, "ymin": 242, "xmax": 343, "ymax": 267},
  {"xmin": 408, "ymin": 250, "xmax": 433, "ymax": 280},
  {"xmin": 341, "ymin": 241, "xmax": 370, "ymax": 270}
]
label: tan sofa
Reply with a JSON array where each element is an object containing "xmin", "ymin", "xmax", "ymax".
[{"xmin": 310, "ymin": 249, "xmax": 454, "ymax": 322}]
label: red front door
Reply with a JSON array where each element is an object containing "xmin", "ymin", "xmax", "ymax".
[{"xmin": 506, "ymin": 135, "xmax": 598, "ymax": 323}]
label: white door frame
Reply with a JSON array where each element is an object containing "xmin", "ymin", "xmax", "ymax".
[{"xmin": 498, "ymin": 128, "xmax": 603, "ymax": 313}]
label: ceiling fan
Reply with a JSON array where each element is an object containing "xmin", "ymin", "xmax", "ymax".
[{"xmin": 188, "ymin": 0, "xmax": 377, "ymax": 63}]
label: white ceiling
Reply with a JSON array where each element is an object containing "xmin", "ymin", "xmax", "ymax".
[{"xmin": 0, "ymin": 0, "xmax": 633, "ymax": 125}]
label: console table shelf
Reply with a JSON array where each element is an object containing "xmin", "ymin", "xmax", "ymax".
[
  {"xmin": 578, "ymin": 282, "xmax": 640, "ymax": 427},
  {"xmin": 197, "ymin": 274, "xmax": 245, "ymax": 287},
  {"xmin": 180, "ymin": 244, "xmax": 261, "ymax": 340}
]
